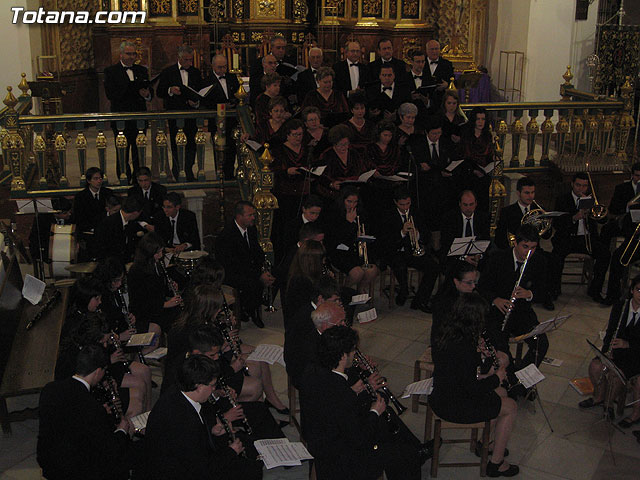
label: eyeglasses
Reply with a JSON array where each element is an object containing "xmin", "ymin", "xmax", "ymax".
[{"xmin": 460, "ymin": 280, "xmax": 479, "ymax": 286}]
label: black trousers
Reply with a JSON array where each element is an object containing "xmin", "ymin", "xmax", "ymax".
[
  {"xmin": 168, "ymin": 118, "xmax": 197, "ymax": 182},
  {"xmin": 552, "ymin": 235, "xmax": 611, "ymax": 296},
  {"xmin": 390, "ymin": 251, "xmax": 439, "ymax": 304},
  {"xmin": 606, "ymin": 241, "xmax": 640, "ymax": 301}
]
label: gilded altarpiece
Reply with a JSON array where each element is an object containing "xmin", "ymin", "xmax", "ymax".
[{"xmin": 594, "ymin": 25, "xmax": 640, "ymax": 96}]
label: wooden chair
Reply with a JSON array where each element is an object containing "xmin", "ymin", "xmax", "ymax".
[
  {"xmin": 379, "ymin": 267, "xmax": 423, "ymax": 309},
  {"xmin": 287, "ymin": 375, "xmax": 302, "ymax": 436},
  {"xmin": 562, "ymin": 252, "xmax": 593, "ymax": 285},
  {"xmin": 412, "ymin": 347, "xmax": 433, "ymax": 413},
  {"xmin": 426, "ymin": 405, "xmax": 491, "ymax": 477}
]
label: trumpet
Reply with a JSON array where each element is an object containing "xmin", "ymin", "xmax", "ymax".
[
  {"xmin": 407, "ymin": 216, "xmax": 425, "ymax": 257},
  {"xmin": 261, "ymin": 260, "xmax": 277, "ymax": 312},
  {"xmin": 620, "ymin": 222, "xmax": 640, "ymax": 267},
  {"xmin": 356, "ymin": 216, "xmax": 372, "ymax": 269}
]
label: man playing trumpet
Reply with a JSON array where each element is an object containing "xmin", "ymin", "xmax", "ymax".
[{"xmin": 379, "ymin": 188, "xmax": 439, "ymax": 312}]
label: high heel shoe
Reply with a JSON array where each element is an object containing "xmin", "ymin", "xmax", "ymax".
[
  {"xmin": 486, "ymin": 460, "xmax": 519, "ymax": 477},
  {"xmin": 264, "ymin": 398, "xmax": 290, "ymax": 415}
]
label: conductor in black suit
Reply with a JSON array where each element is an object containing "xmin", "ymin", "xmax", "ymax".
[
  {"xmin": 104, "ymin": 40, "xmax": 153, "ymax": 183},
  {"xmin": 365, "ymin": 64, "xmax": 411, "ymax": 123},
  {"xmin": 127, "ymin": 166, "xmax": 167, "ymax": 222},
  {"xmin": 37, "ymin": 344, "xmax": 133, "ymax": 480},
  {"xmin": 368, "ymin": 38, "xmax": 409, "ymax": 85},
  {"xmin": 478, "ymin": 225, "xmax": 549, "ymax": 368},
  {"xmin": 145, "ymin": 354, "xmax": 261, "ymax": 480},
  {"xmin": 157, "ymin": 44, "xmax": 203, "ymax": 182},
  {"xmin": 379, "ymin": 188, "xmax": 439, "ymax": 312},
  {"xmin": 424, "ymin": 40, "xmax": 454, "ymax": 112},
  {"xmin": 333, "ymin": 40, "xmax": 370, "ymax": 98},
  {"xmin": 551, "ymin": 172, "xmax": 611, "ymax": 303},
  {"xmin": 152, "ymin": 192, "xmax": 201, "ymax": 253},
  {"xmin": 215, "ymin": 201, "xmax": 275, "ymax": 328},
  {"xmin": 95, "ymin": 196, "xmax": 145, "ymax": 263}
]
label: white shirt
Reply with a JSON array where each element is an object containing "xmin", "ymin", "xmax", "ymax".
[
  {"xmin": 429, "ymin": 58, "xmax": 439, "ymax": 76},
  {"xmin": 72, "ymin": 375, "xmax": 90, "ymax": 392},
  {"xmin": 381, "ymin": 83, "xmax": 394, "ymax": 98},
  {"xmin": 216, "ymin": 74, "xmax": 229, "ymax": 99},
  {"xmin": 121, "ymin": 61, "xmax": 134, "ymax": 82},
  {"xmin": 428, "ymin": 139, "xmax": 439, "ymax": 157},
  {"xmin": 348, "ymin": 61, "xmax": 360, "ymax": 91},
  {"xmin": 302, "ymin": 213, "xmax": 311, "ymax": 224},
  {"xmin": 518, "ymin": 201, "xmax": 531, "ymax": 217},
  {"xmin": 411, "ymin": 69, "xmax": 423, "ymax": 89},
  {"xmin": 571, "ymin": 191, "xmax": 587, "ymax": 236},
  {"xmin": 181, "ymin": 391, "xmax": 204, "ymax": 424},
  {"xmin": 168, "ymin": 61, "xmax": 189, "ymax": 96}
]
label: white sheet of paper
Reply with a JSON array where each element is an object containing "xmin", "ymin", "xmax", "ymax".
[
  {"xmin": 16, "ymin": 198, "xmax": 54, "ymax": 214},
  {"xmin": 377, "ymin": 174, "xmax": 409, "ymax": 182},
  {"xmin": 144, "ymin": 347, "xmax": 168, "ymax": 360},
  {"xmin": 300, "ymin": 165, "xmax": 326, "ymax": 176},
  {"xmin": 401, "ymin": 378, "xmax": 434, "ymax": 398},
  {"xmin": 245, "ymin": 139, "xmax": 263, "ymax": 151},
  {"xmin": 483, "ymin": 161, "xmax": 495, "ymax": 174},
  {"xmin": 127, "ymin": 332, "xmax": 157, "ymax": 347},
  {"xmin": 254, "ymin": 438, "xmax": 306, "ymax": 469},
  {"xmin": 22, "ymin": 274, "xmax": 46, "ymax": 305},
  {"xmin": 539, "ymin": 211, "xmax": 569, "ymax": 218},
  {"xmin": 631, "ymin": 209, "xmax": 640, "ymax": 223},
  {"xmin": 515, "ymin": 364, "xmax": 545, "ymax": 388},
  {"xmin": 357, "ymin": 308, "xmax": 377, "ymax": 324},
  {"xmin": 336, "ymin": 243, "xmax": 350, "ymax": 251},
  {"xmin": 350, "ymin": 294, "xmax": 371, "ymax": 305},
  {"xmin": 445, "ymin": 159, "xmax": 465, "ymax": 172},
  {"xmin": 342, "ymin": 169, "xmax": 376, "ymax": 184},
  {"xmin": 131, "ymin": 411, "xmax": 150, "ymax": 431},
  {"xmin": 290, "ymin": 442, "xmax": 314, "ymax": 460},
  {"xmin": 542, "ymin": 357, "xmax": 563, "ymax": 367},
  {"xmin": 247, "ymin": 344, "xmax": 285, "ymax": 366}
]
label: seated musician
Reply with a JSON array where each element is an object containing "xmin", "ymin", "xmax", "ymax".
[
  {"xmin": 396, "ymin": 102, "xmax": 422, "ymax": 146},
  {"xmin": 127, "ymin": 232, "xmax": 181, "ymax": 337},
  {"xmin": 73, "ymin": 166, "xmax": 114, "ymax": 261},
  {"xmin": 145, "ymin": 354, "xmax": 262, "ymax": 480},
  {"xmin": 430, "ymin": 293, "xmax": 519, "ymax": 477},
  {"xmin": 152, "ymin": 191, "xmax": 201, "ymax": 254},
  {"xmin": 254, "ymin": 95, "xmax": 288, "ymax": 147},
  {"xmin": 29, "ymin": 196, "xmax": 73, "ymax": 264},
  {"xmin": 215, "ymin": 200, "xmax": 275, "ymax": 328},
  {"xmin": 379, "ymin": 188, "xmax": 438, "ymax": 313},
  {"xmin": 301, "ymin": 66, "xmax": 350, "ymax": 128},
  {"xmin": 579, "ymin": 274, "xmax": 640, "ymax": 428},
  {"xmin": 341, "ymin": 93, "xmax": 376, "ymax": 156},
  {"xmin": 325, "ymin": 187, "xmax": 379, "ymax": 293},
  {"xmin": 299, "ymin": 324, "xmax": 424, "ymax": 480},
  {"xmin": 606, "ymin": 210, "xmax": 640, "ymax": 304},
  {"xmin": 407, "ymin": 49, "xmax": 430, "ymax": 127},
  {"xmin": 551, "ymin": 172, "xmax": 611, "ymax": 303},
  {"xmin": 407, "ymin": 115, "xmax": 456, "ymax": 230},
  {"xmin": 105, "ymin": 194, "xmax": 122, "ymax": 217},
  {"xmin": 254, "ymin": 72, "xmax": 283, "ymax": 125},
  {"xmin": 440, "ymin": 90, "xmax": 466, "ymax": 145},
  {"xmin": 478, "ymin": 224, "xmax": 550, "ymax": 369},
  {"xmin": 38, "ymin": 344, "xmax": 134, "ymax": 480},
  {"xmin": 296, "ymin": 47, "xmax": 323, "ymax": 104},
  {"xmin": 365, "ymin": 64, "xmax": 411, "ymax": 124},
  {"xmin": 458, "ymin": 107, "xmax": 494, "ymax": 211},
  {"xmin": 95, "ymin": 195, "xmax": 145, "ymax": 263},
  {"xmin": 127, "ymin": 166, "xmax": 167, "ymax": 223},
  {"xmin": 495, "ymin": 176, "xmax": 556, "ymax": 309},
  {"xmin": 601, "ymin": 162, "xmax": 640, "ymax": 247}
]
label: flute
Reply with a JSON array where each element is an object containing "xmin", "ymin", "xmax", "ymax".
[{"xmin": 501, "ymin": 249, "xmax": 532, "ymax": 331}]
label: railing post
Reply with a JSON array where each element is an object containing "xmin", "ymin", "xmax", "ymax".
[
  {"xmin": 115, "ymin": 120, "xmax": 128, "ymax": 185},
  {"xmin": 2, "ymin": 87, "xmax": 26, "ymax": 194},
  {"xmin": 255, "ymin": 143, "xmax": 278, "ymax": 259},
  {"xmin": 54, "ymin": 122, "xmax": 68, "ymax": 187},
  {"xmin": 540, "ymin": 109, "xmax": 554, "ymax": 166},
  {"xmin": 560, "ymin": 65, "xmax": 574, "ymax": 101},
  {"xmin": 175, "ymin": 118, "xmax": 187, "ymax": 182},
  {"xmin": 195, "ymin": 118, "xmax": 207, "ymax": 182},
  {"xmin": 509, "ymin": 109, "xmax": 524, "ymax": 167},
  {"xmin": 525, "ymin": 109, "xmax": 539, "ymax": 167},
  {"xmin": 156, "ymin": 123, "xmax": 169, "ymax": 184},
  {"xmin": 570, "ymin": 110, "xmax": 584, "ymax": 159},
  {"xmin": 75, "ymin": 122, "xmax": 87, "ymax": 187},
  {"xmin": 489, "ymin": 129, "xmax": 506, "ymax": 239},
  {"xmin": 33, "ymin": 124, "xmax": 47, "ymax": 187},
  {"xmin": 556, "ymin": 109, "xmax": 570, "ymax": 162},
  {"xmin": 496, "ymin": 111, "xmax": 508, "ymax": 153},
  {"xmin": 600, "ymin": 109, "xmax": 615, "ymax": 158},
  {"xmin": 615, "ymin": 76, "xmax": 635, "ymax": 166},
  {"xmin": 96, "ymin": 121, "xmax": 108, "ymax": 184},
  {"xmin": 584, "ymin": 109, "xmax": 599, "ymax": 159},
  {"xmin": 136, "ymin": 119, "xmax": 147, "ymax": 168},
  {"xmin": 0, "ymin": 127, "xmax": 8, "ymax": 173}
]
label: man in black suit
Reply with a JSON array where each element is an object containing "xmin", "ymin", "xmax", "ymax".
[
  {"xmin": 157, "ymin": 44, "xmax": 203, "ymax": 182},
  {"xmin": 379, "ymin": 188, "xmax": 438, "ymax": 312},
  {"xmin": 439, "ymin": 190, "xmax": 491, "ymax": 270},
  {"xmin": 73, "ymin": 167, "xmax": 114, "ymax": 261},
  {"xmin": 296, "ymin": 47, "xmax": 323, "ymax": 104},
  {"xmin": 201, "ymin": 54, "xmax": 240, "ymax": 179},
  {"xmin": 215, "ymin": 201, "xmax": 275, "ymax": 328},
  {"xmin": 551, "ymin": 172, "xmax": 611, "ymax": 303},
  {"xmin": 37, "ymin": 344, "xmax": 133, "ymax": 480},
  {"xmin": 249, "ymin": 54, "xmax": 277, "ymax": 107},
  {"xmin": 406, "ymin": 49, "xmax": 431, "ymax": 126},
  {"xmin": 424, "ymin": 40, "xmax": 454, "ymax": 112},
  {"xmin": 365, "ymin": 64, "xmax": 411, "ymax": 123},
  {"xmin": 368, "ymin": 38, "xmax": 409, "ymax": 85},
  {"xmin": 333, "ymin": 40, "xmax": 370, "ymax": 98},
  {"xmin": 29, "ymin": 197, "xmax": 73, "ymax": 264},
  {"xmin": 104, "ymin": 40, "xmax": 153, "ymax": 183},
  {"xmin": 127, "ymin": 166, "xmax": 167, "ymax": 222},
  {"xmin": 152, "ymin": 191, "xmax": 201, "ymax": 253},
  {"xmin": 145, "ymin": 354, "xmax": 261, "ymax": 480},
  {"xmin": 95, "ymin": 196, "xmax": 145, "ymax": 263},
  {"xmin": 478, "ymin": 225, "xmax": 550, "ymax": 369},
  {"xmin": 601, "ymin": 162, "xmax": 640, "ymax": 247},
  {"xmin": 250, "ymin": 35, "xmax": 297, "ymax": 105},
  {"xmin": 495, "ymin": 177, "xmax": 556, "ymax": 309}
]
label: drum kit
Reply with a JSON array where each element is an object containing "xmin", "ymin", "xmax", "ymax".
[{"xmin": 172, "ymin": 250, "xmax": 208, "ymax": 276}]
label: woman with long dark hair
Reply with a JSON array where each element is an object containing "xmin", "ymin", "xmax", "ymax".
[
  {"xmin": 459, "ymin": 106, "xmax": 494, "ymax": 210},
  {"xmin": 430, "ymin": 293, "xmax": 519, "ymax": 477}
]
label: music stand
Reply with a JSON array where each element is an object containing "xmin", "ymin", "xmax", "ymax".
[
  {"xmin": 15, "ymin": 199, "xmax": 60, "ymax": 281},
  {"xmin": 447, "ymin": 236, "xmax": 490, "ymax": 261},
  {"xmin": 456, "ymin": 71, "xmax": 483, "ymax": 103},
  {"xmin": 510, "ymin": 315, "xmax": 572, "ymax": 432}
]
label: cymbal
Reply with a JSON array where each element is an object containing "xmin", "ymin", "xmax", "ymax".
[{"xmin": 64, "ymin": 261, "xmax": 97, "ymax": 273}]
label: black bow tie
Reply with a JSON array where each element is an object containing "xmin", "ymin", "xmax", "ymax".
[
  {"xmin": 430, "ymin": 60, "xmax": 439, "ymax": 65},
  {"xmin": 413, "ymin": 75, "xmax": 422, "ymax": 79},
  {"xmin": 349, "ymin": 63, "xmax": 358, "ymax": 67},
  {"xmin": 218, "ymin": 75, "xmax": 226, "ymax": 80},
  {"xmin": 180, "ymin": 67, "xmax": 188, "ymax": 71},
  {"xmin": 124, "ymin": 66, "xmax": 132, "ymax": 71},
  {"xmin": 382, "ymin": 86, "xmax": 392, "ymax": 91}
]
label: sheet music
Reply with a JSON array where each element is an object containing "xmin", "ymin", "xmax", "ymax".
[
  {"xmin": 631, "ymin": 209, "xmax": 640, "ymax": 224},
  {"xmin": 350, "ymin": 294, "xmax": 370, "ymax": 305},
  {"xmin": 144, "ymin": 347, "xmax": 168, "ymax": 360},
  {"xmin": 183, "ymin": 84, "xmax": 214, "ymax": 98},
  {"xmin": 514, "ymin": 364, "xmax": 545, "ymax": 388},
  {"xmin": 23, "ymin": 274, "xmax": 46, "ymax": 305},
  {"xmin": 377, "ymin": 174, "xmax": 409, "ymax": 182},
  {"xmin": 542, "ymin": 357, "xmax": 563, "ymax": 367},
  {"xmin": 539, "ymin": 211, "xmax": 568, "ymax": 218},
  {"xmin": 247, "ymin": 344, "xmax": 285, "ymax": 366},
  {"xmin": 16, "ymin": 198, "xmax": 55, "ymax": 214},
  {"xmin": 299, "ymin": 165, "xmax": 326, "ymax": 176},
  {"xmin": 336, "ymin": 243, "xmax": 350, "ymax": 251},
  {"xmin": 127, "ymin": 332, "xmax": 157, "ymax": 347},
  {"xmin": 401, "ymin": 378, "xmax": 433, "ymax": 398},
  {"xmin": 513, "ymin": 315, "xmax": 571, "ymax": 341},
  {"xmin": 357, "ymin": 308, "xmax": 377, "ymax": 324},
  {"xmin": 290, "ymin": 442, "xmax": 314, "ymax": 460},
  {"xmin": 131, "ymin": 411, "xmax": 150, "ymax": 431},
  {"xmin": 483, "ymin": 161, "xmax": 495, "ymax": 174},
  {"xmin": 254, "ymin": 438, "xmax": 312, "ymax": 469},
  {"xmin": 341, "ymin": 169, "xmax": 376, "ymax": 184},
  {"xmin": 356, "ymin": 234, "xmax": 376, "ymax": 242},
  {"xmin": 444, "ymin": 159, "xmax": 465, "ymax": 172},
  {"xmin": 245, "ymin": 139, "xmax": 263, "ymax": 151}
]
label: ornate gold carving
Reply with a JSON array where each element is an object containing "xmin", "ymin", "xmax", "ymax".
[
  {"xmin": 54, "ymin": 133, "xmax": 66, "ymax": 151},
  {"xmin": 34, "ymin": 133, "xmax": 46, "ymax": 152},
  {"xmin": 18, "ymin": 73, "xmax": 29, "ymax": 97},
  {"xmin": 115, "ymin": 132, "xmax": 128, "ymax": 149},
  {"xmin": 325, "ymin": 0, "xmax": 345, "ymax": 17},
  {"xmin": 178, "ymin": 0, "xmax": 198, "ymax": 15},
  {"xmin": 136, "ymin": 131, "xmax": 147, "ymax": 147},
  {"xmin": 75, "ymin": 132, "xmax": 87, "ymax": 149},
  {"xmin": 150, "ymin": 0, "xmax": 172, "ymax": 15},
  {"xmin": 362, "ymin": 0, "xmax": 382, "ymax": 17},
  {"xmin": 96, "ymin": 131, "xmax": 107, "ymax": 149},
  {"xmin": 401, "ymin": 0, "xmax": 418, "ymax": 18},
  {"xmin": 402, "ymin": 37, "xmax": 420, "ymax": 64},
  {"xmin": 390, "ymin": 0, "xmax": 397, "ymax": 19},
  {"xmin": 121, "ymin": 0, "xmax": 140, "ymax": 11},
  {"xmin": 234, "ymin": 0, "xmax": 244, "ymax": 19},
  {"xmin": 293, "ymin": 0, "xmax": 307, "ymax": 23},
  {"xmin": 258, "ymin": 0, "xmax": 276, "ymax": 16},
  {"xmin": 351, "ymin": 0, "xmax": 358, "ymax": 17}
]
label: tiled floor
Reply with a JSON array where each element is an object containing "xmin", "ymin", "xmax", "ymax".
[{"xmin": 3, "ymin": 275, "xmax": 640, "ymax": 479}]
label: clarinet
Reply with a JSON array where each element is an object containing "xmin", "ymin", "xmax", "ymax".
[
  {"xmin": 26, "ymin": 289, "xmax": 61, "ymax": 330},
  {"xmin": 117, "ymin": 287, "xmax": 146, "ymax": 364},
  {"xmin": 501, "ymin": 249, "xmax": 532, "ymax": 331},
  {"xmin": 109, "ymin": 331, "xmax": 131, "ymax": 374},
  {"xmin": 213, "ymin": 311, "xmax": 250, "ymax": 376},
  {"xmin": 214, "ymin": 409, "xmax": 247, "ymax": 458},
  {"xmin": 352, "ymin": 349, "xmax": 407, "ymax": 416},
  {"xmin": 480, "ymin": 331, "xmax": 501, "ymax": 371},
  {"xmin": 157, "ymin": 259, "xmax": 183, "ymax": 310},
  {"xmin": 218, "ymin": 377, "xmax": 253, "ymax": 435},
  {"xmin": 94, "ymin": 368, "xmax": 124, "ymax": 425},
  {"xmin": 355, "ymin": 364, "xmax": 399, "ymax": 434}
]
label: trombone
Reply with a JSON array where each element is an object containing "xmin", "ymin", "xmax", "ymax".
[
  {"xmin": 407, "ymin": 216, "xmax": 425, "ymax": 257},
  {"xmin": 619, "ymin": 222, "xmax": 640, "ymax": 267},
  {"xmin": 586, "ymin": 172, "xmax": 609, "ymax": 220}
]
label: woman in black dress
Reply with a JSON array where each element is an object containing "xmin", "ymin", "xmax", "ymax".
[
  {"xmin": 440, "ymin": 90, "xmax": 466, "ymax": 146},
  {"xmin": 396, "ymin": 102, "xmax": 423, "ymax": 146},
  {"xmin": 302, "ymin": 106, "xmax": 330, "ymax": 163},
  {"xmin": 254, "ymin": 72, "xmax": 283, "ymax": 126},
  {"xmin": 301, "ymin": 67, "xmax": 349, "ymax": 128},
  {"xmin": 459, "ymin": 106, "xmax": 494, "ymax": 211},
  {"xmin": 254, "ymin": 96, "xmax": 289, "ymax": 147},
  {"xmin": 342, "ymin": 94, "xmax": 376, "ymax": 156},
  {"xmin": 430, "ymin": 293, "xmax": 519, "ymax": 477}
]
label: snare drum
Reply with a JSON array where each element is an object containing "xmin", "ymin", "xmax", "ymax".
[
  {"xmin": 176, "ymin": 250, "xmax": 208, "ymax": 275},
  {"xmin": 50, "ymin": 224, "xmax": 78, "ymax": 277}
]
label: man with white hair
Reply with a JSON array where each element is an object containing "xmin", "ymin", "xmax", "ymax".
[
  {"xmin": 333, "ymin": 40, "xmax": 370, "ymax": 97},
  {"xmin": 296, "ymin": 47, "xmax": 324, "ymax": 103}
]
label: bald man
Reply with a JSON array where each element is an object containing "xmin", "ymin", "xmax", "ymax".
[
  {"xmin": 423, "ymin": 40, "xmax": 454, "ymax": 112},
  {"xmin": 296, "ymin": 47, "xmax": 324, "ymax": 103},
  {"xmin": 333, "ymin": 41, "xmax": 370, "ymax": 97},
  {"xmin": 249, "ymin": 54, "xmax": 278, "ymax": 106}
]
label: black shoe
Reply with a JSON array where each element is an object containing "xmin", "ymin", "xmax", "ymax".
[
  {"xmin": 487, "ymin": 460, "xmax": 519, "ymax": 477},
  {"xmin": 618, "ymin": 417, "xmax": 640, "ymax": 428},
  {"xmin": 527, "ymin": 388, "xmax": 537, "ymax": 402},
  {"xmin": 246, "ymin": 310, "xmax": 264, "ymax": 328},
  {"xmin": 602, "ymin": 296, "xmax": 616, "ymax": 306},
  {"xmin": 578, "ymin": 398, "xmax": 603, "ymax": 409},
  {"xmin": 396, "ymin": 291, "xmax": 408, "ymax": 306},
  {"xmin": 475, "ymin": 441, "xmax": 509, "ymax": 458},
  {"xmin": 632, "ymin": 430, "xmax": 640, "ymax": 443},
  {"xmin": 264, "ymin": 398, "xmax": 290, "ymax": 415},
  {"xmin": 418, "ymin": 442, "xmax": 433, "ymax": 465},
  {"xmin": 410, "ymin": 300, "xmax": 432, "ymax": 313},
  {"xmin": 543, "ymin": 300, "xmax": 555, "ymax": 311},
  {"xmin": 508, "ymin": 384, "xmax": 527, "ymax": 400}
]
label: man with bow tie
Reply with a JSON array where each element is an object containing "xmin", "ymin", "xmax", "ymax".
[
  {"xmin": 157, "ymin": 44, "xmax": 204, "ymax": 182},
  {"xmin": 407, "ymin": 49, "xmax": 431, "ymax": 127},
  {"xmin": 423, "ymin": 40, "xmax": 454, "ymax": 113},
  {"xmin": 104, "ymin": 40, "xmax": 153, "ymax": 183},
  {"xmin": 296, "ymin": 47, "xmax": 324, "ymax": 104},
  {"xmin": 368, "ymin": 38, "xmax": 410, "ymax": 85},
  {"xmin": 365, "ymin": 65, "xmax": 411, "ymax": 123},
  {"xmin": 333, "ymin": 40, "xmax": 370, "ymax": 98}
]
